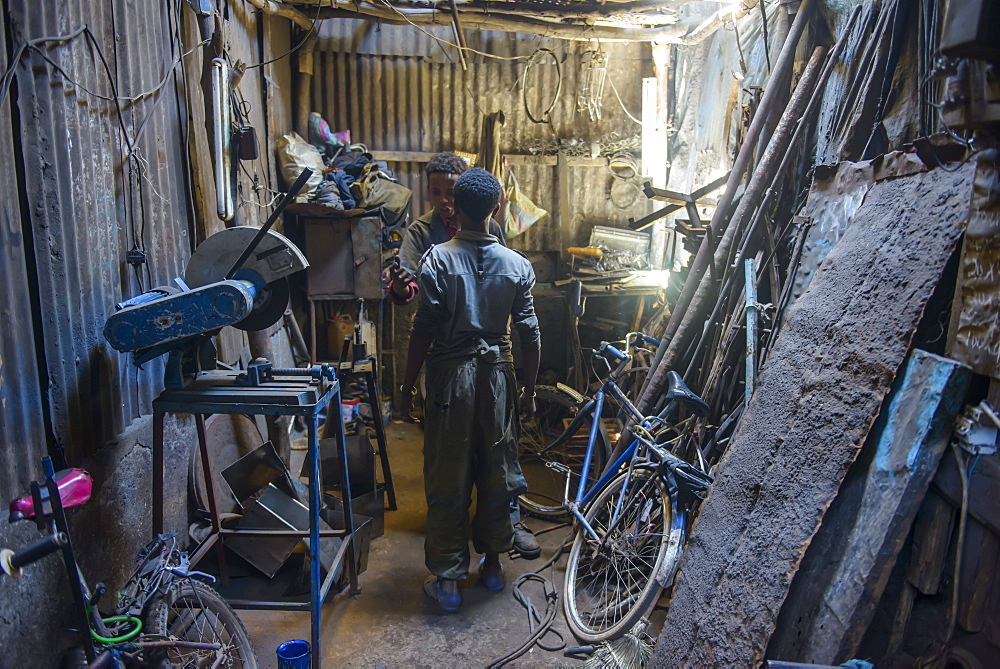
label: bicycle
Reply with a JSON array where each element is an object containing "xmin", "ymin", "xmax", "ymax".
[
  {"xmin": 519, "ymin": 334, "xmax": 714, "ymax": 642},
  {"xmin": 1, "ymin": 457, "xmax": 257, "ymax": 668}
]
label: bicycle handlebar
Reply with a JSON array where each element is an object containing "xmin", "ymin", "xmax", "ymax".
[
  {"xmin": 1, "ymin": 532, "xmax": 67, "ymax": 577},
  {"xmin": 599, "ymin": 342, "xmax": 628, "ymax": 361}
]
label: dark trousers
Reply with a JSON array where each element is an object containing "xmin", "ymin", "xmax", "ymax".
[{"xmin": 423, "ymin": 346, "xmax": 527, "ymax": 579}]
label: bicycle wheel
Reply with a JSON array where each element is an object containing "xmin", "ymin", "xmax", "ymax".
[
  {"xmin": 144, "ymin": 580, "xmax": 257, "ymax": 668},
  {"xmin": 564, "ymin": 467, "xmax": 677, "ymax": 642},
  {"xmin": 518, "ymin": 386, "xmax": 609, "ymax": 519}
]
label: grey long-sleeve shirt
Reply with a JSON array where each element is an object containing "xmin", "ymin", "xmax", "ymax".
[
  {"xmin": 399, "ymin": 210, "xmax": 506, "ymax": 275},
  {"xmin": 412, "ymin": 230, "xmax": 540, "ymax": 358}
]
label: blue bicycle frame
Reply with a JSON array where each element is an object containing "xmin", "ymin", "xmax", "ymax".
[{"xmin": 558, "ymin": 336, "xmax": 683, "ymax": 543}]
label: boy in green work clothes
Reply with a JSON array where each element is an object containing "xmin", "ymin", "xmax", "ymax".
[{"xmin": 400, "ymin": 168, "xmax": 541, "ymax": 612}]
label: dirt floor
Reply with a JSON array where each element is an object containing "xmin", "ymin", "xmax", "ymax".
[{"xmin": 238, "ymin": 420, "xmax": 637, "ymax": 667}]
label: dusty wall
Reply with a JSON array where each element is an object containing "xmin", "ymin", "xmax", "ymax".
[{"xmin": 311, "ymin": 20, "xmax": 655, "ymax": 255}]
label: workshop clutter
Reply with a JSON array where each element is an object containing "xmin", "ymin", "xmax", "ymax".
[{"xmin": 278, "ymin": 112, "xmax": 412, "ymax": 221}]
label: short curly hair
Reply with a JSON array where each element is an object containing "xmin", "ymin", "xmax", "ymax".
[
  {"xmin": 425, "ymin": 151, "xmax": 469, "ymax": 177},
  {"xmin": 454, "ymin": 168, "xmax": 501, "ymax": 222}
]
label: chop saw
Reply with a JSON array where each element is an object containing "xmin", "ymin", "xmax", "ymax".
[{"xmin": 104, "ymin": 169, "xmax": 314, "ymax": 387}]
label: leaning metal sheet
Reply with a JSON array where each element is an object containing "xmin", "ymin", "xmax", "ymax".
[
  {"xmin": 948, "ymin": 149, "xmax": 1000, "ymax": 379},
  {"xmin": 651, "ymin": 162, "xmax": 974, "ymax": 667}
]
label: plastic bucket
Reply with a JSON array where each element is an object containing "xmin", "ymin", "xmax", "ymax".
[
  {"xmin": 341, "ymin": 398, "xmax": 362, "ymax": 423},
  {"xmin": 276, "ymin": 639, "xmax": 310, "ymax": 669}
]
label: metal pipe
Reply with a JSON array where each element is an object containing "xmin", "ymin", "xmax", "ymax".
[
  {"xmin": 211, "ymin": 58, "xmax": 233, "ymax": 222},
  {"xmin": 744, "ymin": 258, "xmax": 758, "ymax": 408},
  {"xmin": 633, "ymin": 0, "xmax": 816, "ymax": 421},
  {"xmin": 667, "ymin": 45, "xmax": 826, "ymax": 376},
  {"xmin": 679, "ymin": 6, "xmax": 863, "ymax": 384}
]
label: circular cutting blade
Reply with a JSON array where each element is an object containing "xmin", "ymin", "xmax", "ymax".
[{"xmin": 233, "ymin": 278, "xmax": 290, "ymax": 332}]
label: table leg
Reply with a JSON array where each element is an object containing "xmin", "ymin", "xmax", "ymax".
[
  {"xmin": 153, "ymin": 412, "xmax": 164, "ymax": 536},
  {"xmin": 333, "ymin": 383, "xmax": 360, "ymax": 595},
  {"xmin": 364, "ymin": 363, "xmax": 396, "ymax": 510},
  {"xmin": 308, "ymin": 411, "xmax": 322, "ymax": 667},
  {"xmin": 195, "ymin": 414, "xmax": 228, "ymax": 585}
]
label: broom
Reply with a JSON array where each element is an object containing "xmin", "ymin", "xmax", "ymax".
[{"xmin": 577, "ymin": 618, "xmax": 655, "ymax": 669}]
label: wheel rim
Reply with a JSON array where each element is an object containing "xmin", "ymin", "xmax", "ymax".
[
  {"xmin": 565, "ymin": 469, "xmax": 671, "ymax": 639},
  {"xmin": 157, "ymin": 584, "xmax": 254, "ymax": 668}
]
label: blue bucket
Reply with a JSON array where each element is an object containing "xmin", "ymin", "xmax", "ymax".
[{"xmin": 276, "ymin": 639, "xmax": 311, "ymax": 669}]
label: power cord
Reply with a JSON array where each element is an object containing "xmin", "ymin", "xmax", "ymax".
[{"xmin": 487, "ymin": 535, "xmax": 572, "ymax": 668}]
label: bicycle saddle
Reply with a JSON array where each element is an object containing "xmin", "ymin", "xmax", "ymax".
[
  {"xmin": 665, "ymin": 371, "xmax": 710, "ymax": 417},
  {"xmin": 8, "ymin": 468, "xmax": 93, "ymax": 523}
]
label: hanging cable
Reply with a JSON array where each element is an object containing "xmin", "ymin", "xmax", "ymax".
[
  {"xmin": 522, "ymin": 48, "xmax": 561, "ymax": 125},
  {"xmin": 375, "ymin": 0, "xmax": 531, "ymax": 61},
  {"xmin": 606, "ymin": 74, "xmax": 642, "ymax": 125},
  {"xmin": 486, "ymin": 536, "xmax": 572, "ymax": 667}
]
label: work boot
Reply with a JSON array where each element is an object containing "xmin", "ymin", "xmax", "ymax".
[{"xmin": 513, "ymin": 522, "xmax": 541, "ymax": 559}]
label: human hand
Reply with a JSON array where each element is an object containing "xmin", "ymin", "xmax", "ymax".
[
  {"xmin": 389, "ymin": 255, "xmax": 416, "ymax": 298},
  {"xmin": 518, "ymin": 390, "xmax": 536, "ymax": 418}
]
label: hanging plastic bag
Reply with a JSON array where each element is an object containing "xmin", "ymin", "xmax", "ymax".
[
  {"xmin": 503, "ymin": 160, "xmax": 549, "ymax": 237},
  {"xmin": 276, "ymin": 132, "xmax": 325, "ymax": 202}
]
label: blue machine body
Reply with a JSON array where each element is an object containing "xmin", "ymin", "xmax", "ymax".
[{"xmin": 104, "ymin": 279, "xmax": 258, "ymax": 353}]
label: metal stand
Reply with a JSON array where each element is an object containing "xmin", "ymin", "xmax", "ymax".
[
  {"xmin": 340, "ymin": 356, "xmax": 397, "ymax": 510},
  {"xmin": 152, "ymin": 370, "xmax": 359, "ymax": 667}
]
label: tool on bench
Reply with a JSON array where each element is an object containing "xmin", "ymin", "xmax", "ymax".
[{"xmin": 104, "ymin": 169, "xmax": 313, "ymax": 387}]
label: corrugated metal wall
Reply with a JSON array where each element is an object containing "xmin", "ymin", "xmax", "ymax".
[
  {"xmin": 4, "ymin": 0, "xmax": 193, "ymax": 461},
  {"xmin": 312, "ymin": 19, "xmax": 655, "ymax": 252},
  {"xmin": 665, "ymin": 3, "xmax": 774, "ymax": 194},
  {"xmin": 0, "ymin": 2, "xmax": 46, "ymax": 497}
]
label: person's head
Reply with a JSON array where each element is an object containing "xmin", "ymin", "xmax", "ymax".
[
  {"xmin": 453, "ymin": 168, "xmax": 501, "ymax": 232},
  {"xmin": 425, "ymin": 152, "xmax": 468, "ymax": 225}
]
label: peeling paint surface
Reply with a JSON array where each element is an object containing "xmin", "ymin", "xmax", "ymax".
[{"xmin": 950, "ymin": 149, "xmax": 1000, "ymax": 379}]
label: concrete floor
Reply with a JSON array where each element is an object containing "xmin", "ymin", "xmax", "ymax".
[{"xmin": 239, "ymin": 420, "xmax": 598, "ymax": 667}]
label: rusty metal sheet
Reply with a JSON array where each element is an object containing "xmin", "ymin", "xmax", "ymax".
[
  {"xmin": 768, "ymin": 349, "xmax": 969, "ymax": 663},
  {"xmin": 0, "ymin": 3, "xmax": 47, "ymax": 500},
  {"xmin": 311, "ymin": 26, "xmax": 654, "ymax": 253},
  {"xmin": 651, "ymin": 163, "xmax": 974, "ymax": 667},
  {"xmin": 791, "ymin": 150, "xmax": 930, "ymax": 303},
  {"xmin": 6, "ymin": 0, "xmax": 193, "ymax": 460},
  {"xmin": 948, "ymin": 148, "xmax": 1000, "ymax": 379}
]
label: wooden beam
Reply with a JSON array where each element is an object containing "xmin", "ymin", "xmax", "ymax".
[
  {"xmin": 556, "ymin": 149, "xmax": 571, "ymax": 232},
  {"xmin": 368, "ymin": 149, "xmax": 607, "ymax": 168},
  {"xmin": 932, "ymin": 447, "xmax": 1000, "ymax": 536},
  {"xmin": 768, "ymin": 349, "xmax": 970, "ymax": 664},
  {"xmin": 907, "ymin": 490, "xmax": 955, "ymax": 595},
  {"xmin": 651, "ymin": 164, "xmax": 975, "ymax": 668}
]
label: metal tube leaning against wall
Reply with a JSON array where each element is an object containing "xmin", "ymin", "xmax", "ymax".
[
  {"xmin": 618, "ymin": 0, "xmax": 816, "ymax": 455},
  {"xmin": 665, "ymin": 46, "xmax": 827, "ymax": 383},
  {"xmin": 678, "ymin": 7, "xmax": 862, "ymax": 388}
]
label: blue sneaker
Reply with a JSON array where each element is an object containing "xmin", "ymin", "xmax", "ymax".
[
  {"xmin": 423, "ymin": 575, "xmax": 461, "ymax": 613},
  {"xmin": 478, "ymin": 558, "xmax": 505, "ymax": 593}
]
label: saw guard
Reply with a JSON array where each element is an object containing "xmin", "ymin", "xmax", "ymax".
[{"xmin": 185, "ymin": 227, "xmax": 308, "ymax": 288}]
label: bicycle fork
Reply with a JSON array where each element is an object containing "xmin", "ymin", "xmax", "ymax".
[{"xmin": 547, "ymin": 460, "xmax": 632, "ymax": 545}]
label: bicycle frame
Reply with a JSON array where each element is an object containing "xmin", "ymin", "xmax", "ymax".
[{"xmin": 555, "ymin": 338, "xmax": 679, "ymax": 544}]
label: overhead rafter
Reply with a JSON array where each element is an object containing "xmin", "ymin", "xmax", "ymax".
[{"xmin": 280, "ymin": 0, "xmax": 754, "ymax": 42}]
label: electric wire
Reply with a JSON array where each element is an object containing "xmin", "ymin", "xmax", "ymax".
[
  {"xmin": 606, "ymin": 72, "xmax": 642, "ymax": 125},
  {"xmin": 487, "ymin": 536, "xmax": 573, "ymax": 668},
  {"xmin": 374, "ymin": 0, "xmax": 531, "ymax": 61},
  {"xmin": 243, "ymin": 0, "xmax": 324, "ymax": 69}
]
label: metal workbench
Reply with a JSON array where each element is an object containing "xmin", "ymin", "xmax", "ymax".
[{"xmin": 152, "ymin": 369, "xmax": 358, "ymax": 667}]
